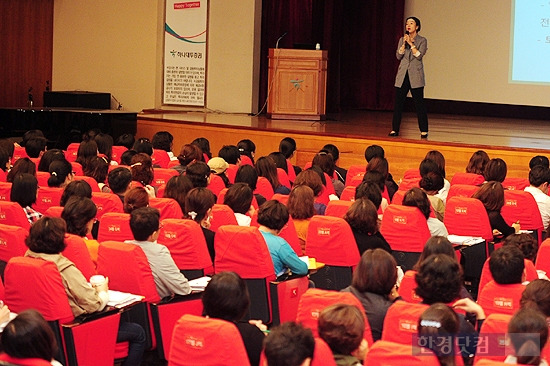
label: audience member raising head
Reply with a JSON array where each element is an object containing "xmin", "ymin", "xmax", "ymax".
[
  {"xmin": 10, "ymin": 173, "xmax": 41, "ymax": 225},
  {"xmin": 48, "ymin": 159, "xmax": 74, "ymax": 188},
  {"xmin": 37, "ymin": 148, "xmax": 65, "ymax": 172},
  {"xmin": 224, "ymin": 182, "xmax": 254, "ymax": 226},
  {"xmin": 402, "ymin": 187, "xmax": 448, "ymax": 237},
  {"xmin": 256, "ymin": 156, "xmax": 290, "ymax": 194},
  {"xmin": 344, "ymin": 197, "xmax": 391, "ymax": 255},
  {"xmin": 417, "ymin": 303, "xmax": 460, "ymax": 366},
  {"xmin": 483, "ymin": 158, "xmax": 507, "ymax": 182},
  {"xmin": 287, "ymin": 185, "xmax": 315, "ymax": 252},
  {"xmin": 263, "ymin": 321, "xmax": 315, "ymax": 366},
  {"xmin": 6, "ymin": 157, "xmax": 35, "ymax": 183},
  {"xmin": 507, "ymin": 308, "xmax": 548, "ymax": 366},
  {"xmin": 185, "ymin": 161, "xmax": 211, "ymax": 188},
  {"xmin": 163, "ymin": 174, "xmax": 193, "ymax": 213},
  {"xmin": 472, "ymin": 181, "xmax": 520, "ymax": 239},
  {"xmin": 466, "ymin": 150, "xmax": 490, "ymax": 175},
  {"xmin": 185, "ymin": 187, "xmax": 216, "ymax": 261},
  {"xmin": 60, "ymin": 179, "xmax": 92, "ymax": 206}
]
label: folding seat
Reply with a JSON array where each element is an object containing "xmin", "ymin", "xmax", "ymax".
[
  {"xmin": 92, "ymin": 192, "xmax": 124, "ymax": 220},
  {"xmin": 206, "ymin": 173, "xmax": 226, "ymax": 197},
  {"xmin": 0, "ymin": 224, "xmax": 28, "ymax": 279},
  {"xmin": 398, "ymin": 177, "xmax": 421, "ymax": 191},
  {"xmin": 305, "ymin": 216, "xmax": 360, "ymax": 290},
  {"xmin": 286, "ymin": 159, "xmax": 297, "ymax": 182},
  {"xmin": 317, "ymin": 173, "xmax": 336, "ymax": 205},
  {"xmin": 74, "ymin": 175, "xmax": 100, "ymax": 191},
  {"xmin": 152, "ymin": 149, "xmax": 170, "ymax": 168},
  {"xmin": 254, "ymin": 176, "xmax": 274, "ymax": 200},
  {"xmin": 403, "ymin": 168, "xmax": 421, "ymax": 179},
  {"xmin": 295, "ymin": 288, "xmax": 374, "ymax": 346},
  {"xmin": 502, "ymin": 177, "xmax": 529, "ymax": 191},
  {"xmin": 381, "ymin": 300, "xmax": 429, "ymax": 345},
  {"xmin": 0, "ymin": 182, "xmax": 11, "ymax": 201},
  {"xmin": 97, "ymin": 241, "xmax": 203, "ymax": 359},
  {"xmin": 474, "ymin": 360, "xmax": 509, "ymax": 366},
  {"xmin": 0, "ymin": 201, "xmax": 30, "ymax": 231},
  {"xmin": 339, "ymin": 186, "xmax": 355, "ymax": 201},
  {"xmin": 158, "ymin": 219, "xmax": 213, "ymax": 279},
  {"xmin": 97, "ymin": 212, "xmax": 133, "ymax": 242},
  {"xmin": 277, "ymin": 167, "xmax": 291, "ymax": 189},
  {"xmin": 209, "ymin": 204, "xmax": 238, "ymax": 232},
  {"xmin": 12, "ymin": 145, "xmax": 28, "ymax": 163},
  {"xmin": 324, "ymin": 200, "xmax": 352, "ymax": 218},
  {"xmin": 36, "ymin": 171, "xmax": 50, "ymax": 187},
  {"xmin": 149, "ymin": 197, "xmax": 184, "ymax": 220},
  {"xmin": 65, "ymin": 142, "xmax": 80, "ymax": 162},
  {"xmin": 4, "ymin": 256, "xmax": 122, "ymax": 366},
  {"xmin": 501, "ymin": 189, "xmax": 543, "ymax": 243},
  {"xmin": 111, "ymin": 145, "xmax": 127, "ymax": 164},
  {"xmin": 62, "ymin": 233, "xmax": 96, "ymax": 280},
  {"xmin": 240, "ymin": 155, "xmax": 254, "ymax": 166},
  {"xmin": 444, "ymin": 196, "xmax": 493, "ymax": 249},
  {"xmin": 0, "ymin": 170, "xmax": 5, "ymax": 183},
  {"xmin": 44, "ymin": 205, "xmax": 63, "ymax": 217},
  {"xmin": 391, "ymin": 189, "xmax": 405, "ymax": 204},
  {"xmin": 71, "ymin": 161, "xmax": 84, "ymax": 176},
  {"xmin": 450, "ymin": 172, "xmax": 485, "ymax": 186},
  {"xmin": 345, "ymin": 165, "xmax": 366, "ymax": 186},
  {"xmin": 226, "ymin": 164, "xmax": 238, "ymax": 184},
  {"xmin": 34, "ymin": 186, "xmax": 63, "ymax": 214},
  {"xmin": 380, "ymin": 205, "xmax": 431, "ymax": 271},
  {"xmin": 398, "ymin": 270, "xmax": 422, "ymax": 303},
  {"xmin": 216, "ymin": 187, "xmax": 229, "ymax": 204},
  {"xmin": 152, "ymin": 168, "xmax": 179, "ymax": 187},
  {"xmin": 474, "ymin": 313, "xmax": 513, "ymax": 364},
  {"xmin": 168, "ymin": 314, "xmax": 250, "ymax": 366},
  {"xmin": 447, "ymin": 184, "xmax": 479, "ymax": 201},
  {"xmin": 215, "ymin": 225, "xmax": 309, "ymax": 325},
  {"xmin": 271, "ymin": 193, "xmax": 289, "ymax": 205},
  {"xmin": 535, "ymin": 238, "xmax": 550, "ymax": 274},
  {"xmin": 348, "ymin": 174, "xmax": 365, "ymax": 188},
  {"xmin": 477, "ymin": 280, "xmax": 525, "ymax": 316},
  {"xmin": 478, "ymin": 257, "xmax": 537, "ymax": 295},
  {"xmin": 365, "ymin": 340, "xmax": 440, "ymax": 366}
]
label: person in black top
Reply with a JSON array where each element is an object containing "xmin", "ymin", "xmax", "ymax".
[
  {"xmin": 185, "ymin": 187, "xmax": 216, "ymax": 262},
  {"xmin": 343, "ymin": 197, "xmax": 391, "ymax": 255}
]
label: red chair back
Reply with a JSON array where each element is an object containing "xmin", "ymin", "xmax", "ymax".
[
  {"xmin": 451, "ymin": 172, "xmax": 485, "ymax": 186},
  {"xmin": 324, "ymin": 200, "xmax": 352, "ymax": 218},
  {"xmin": 111, "ymin": 146, "xmax": 127, "ymax": 164},
  {"xmin": 380, "ymin": 205, "xmax": 431, "ymax": 252},
  {"xmin": 226, "ymin": 164, "xmax": 238, "ymax": 184},
  {"xmin": 398, "ymin": 177, "xmax": 421, "ymax": 191},
  {"xmin": 74, "ymin": 175, "xmax": 100, "ymax": 192},
  {"xmin": 152, "ymin": 168, "xmax": 179, "ymax": 187},
  {"xmin": 280, "ymin": 216, "xmax": 302, "ymax": 256},
  {"xmin": 158, "ymin": 219, "xmax": 213, "ymax": 275},
  {"xmin": 277, "ymin": 168, "xmax": 291, "ymax": 189},
  {"xmin": 168, "ymin": 315, "xmax": 250, "ymax": 366},
  {"xmin": 474, "ymin": 313, "xmax": 513, "ymax": 364},
  {"xmin": 152, "ymin": 149, "xmax": 170, "ymax": 168},
  {"xmin": 444, "ymin": 196, "xmax": 493, "ymax": 243},
  {"xmin": 536, "ymin": 238, "xmax": 550, "ymax": 274},
  {"xmin": 0, "ymin": 201, "xmax": 30, "ymax": 231},
  {"xmin": 391, "ymin": 189, "xmax": 406, "ymax": 204},
  {"xmin": 71, "ymin": 162, "xmax": 84, "ymax": 176},
  {"xmin": 398, "ymin": 270, "xmax": 422, "ymax": 303},
  {"xmin": 478, "ymin": 258, "xmax": 537, "ymax": 295},
  {"xmin": 206, "ymin": 174, "xmax": 226, "ymax": 197},
  {"xmin": 502, "ymin": 177, "xmax": 529, "ymax": 191},
  {"xmin": 63, "ymin": 234, "xmax": 96, "ymax": 280},
  {"xmin": 403, "ymin": 168, "xmax": 421, "ymax": 179},
  {"xmin": 34, "ymin": 187, "xmax": 63, "ymax": 214},
  {"xmin": 255, "ymin": 177, "xmax": 274, "ymax": 200},
  {"xmin": 478, "ymin": 281, "xmax": 525, "ymax": 316},
  {"xmin": 305, "ymin": 216, "xmax": 360, "ymax": 266},
  {"xmin": 345, "ymin": 165, "xmax": 366, "ymax": 186},
  {"xmin": 239, "ymin": 155, "xmax": 254, "ymax": 166},
  {"xmin": 216, "ymin": 188, "xmax": 228, "ymax": 204},
  {"xmin": 44, "ymin": 206, "xmax": 63, "ymax": 217},
  {"xmin": 0, "ymin": 224, "xmax": 28, "ymax": 265},
  {"xmin": 381, "ymin": 300, "xmax": 429, "ymax": 344},
  {"xmin": 209, "ymin": 204, "xmax": 238, "ymax": 232},
  {"xmin": 0, "ymin": 182, "xmax": 11, "ymax": 201},
  {"xmin": 366, "ymin": 340, "xmax": 440, "ymax": 366},
  {"xmin": 97, "ymin": 213, "xmax": 133, "ymax": 243},
  {"xmin": 447, "ymin": 184, "xmax": 479, "ymax": 201},
  {"xmin": 348, "ymin": 174, "xmax": 365, "ymax": 188},
  {"xmin": 149, "ymin": 197, "xmax": 184, "ymax": 220},
  {"xmin": 340, "ymin": 186, "xmax": 355, "ymax": 201},
  {"xmin": 91, "ymin": 192, "xmax": 124, "ymax": 220},
  {"xmin": 501, "ymin": 190, "xmax": 543, "ymax": 241},
  {"xmin": 12, "ymin": 145, "xmax": 28, "ymax": 163},
  {"xmin": 36, "ymin": 171, "xmax": 50, "ymax": 187},
  {"xmin": 271, "ymin": 193, "xmax": 289, "ymax": 205},
  {"xmin": 65, "ymin": 143, "xmax": 80, "ymax": 162},
  {"xmin": 286, "ymin": 159, "xmax": 296, "ymax": 183}
]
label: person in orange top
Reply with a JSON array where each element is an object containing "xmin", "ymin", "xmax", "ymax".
[{"xmin": 287, "ymin": 185, "xmax": 315, "ymax": 253}]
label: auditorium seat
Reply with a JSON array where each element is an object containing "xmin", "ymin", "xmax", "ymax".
[
  {"xmin": 535, "ymin": 238, "xmax": 550, "ymax": 275},
  {"xmin": 65, "ymin": 143, "xmax": 80, "ymax": 162},
  {"xmin": 0, "ymin": 224, "xmax": 28, "ymax": 280},
  {"xmin": 477, "ymin": 280, "xmax": 525, "ymax": 316},
  {"xmin": 271, "ymin": 193, "xmax": 289, "ymax": 205},
  {"xmin": 398, "ymin": 177, "xmax": 421, "ymax": 191},
  {"xmin": 74, "ymin": 175, "xmax": 100, "ymax": 192},
  {"xmin": 501, "ymin": 177, "xmax": 529, "ymax": 191},
  {"xmin": 254, "ymin": 176, "xmax": 274, "ymax": 200},
  {"xmin": 71, "ymin": 161, "xmax": 84, "ymax": 176},
  {"xmin": 36, "ymin": 171, "xmax": 50, "ymax": 187},
  {"xmin": 277, "ymin": 168, "xmax": 291, "ymax": 189},
  {"xmin": 345, "ymin": 165, "xmax": 366, "ymax": 186},
  {"xmin": 339, "ymin": 186, "xmax": 355, "ymax": 201},
  {"xmin": 381, "ymin": 300, "xmax": 428, "ymax": 345},
  {"xmin": 324, "ymin": 200, "xmax": 352, "ymax": 218},
  {"xmin": 206, "ymin": 174, "xmax": 226, "ymax": 197},
  {"xmin": 149, "ymin": 197, "xmax": 183, "ymax": 220},
  {"xmin": 34, "ymin": 186, "xmax": 63, "ymax": 214},
  {"xmin": 151, "ymin": 149, "xmax": 170, "ymax": 168},
  {"xmin": 398, "ymin": 270, "xmax": 422, "ymax": 303},
  {"xmin": 226, "ymin": 164, "xmax": 238, "ymax": 184},
  {"xmin": 0, "ymin": 201, "xmax": 30, "ymax": 231},
  {"xmin": 0, "ymin": 182, "xmax": 10, "ymax": 201},
  {"xmin": 91, "ymin": 192, "xmax": 124, "ymax": 220},
  {"xmin": 365, "ymin": 340, "xmax": 440, "ymax": 366},
  {"xmin": 111, "ymin": 145, "xmax": 127, "ymax": 164},
  {"xmin": 403, "ymin": 168, "xmax": 421, "ymax": 179},
  {"xmin": 450, "ymin": 172, "xmax": 484, "ymax": 186},
  {"xmin": 152, "ymin": 168, "xmax": 179, "ymax": 187},
  {"xmin": 44, "ymin": 206, "xmax": 64, "ymax": 217},
  {"xmin": 209, "ymin": 204, "xmax": 238, "ymax": 232},
  {"xmin": 501, "ymin": 189, "xmax": 544, "ymax": 244},
  {"xmin": 97, "ymin": 212, "xmax": 132, "ymax": 242},
  {"xmin": 62, "ymin": 234, "xmax": 96, "ymax": 280},
  {"xmin": 474, "ymin": 313, "xmax": 513, "ymax": 364},
  {"xmin": 447, "ymin": 184, "xmax": 479, "ymax": 202}
]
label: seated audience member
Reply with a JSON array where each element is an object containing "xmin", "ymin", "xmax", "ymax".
[
  {"xmin": 318, "ymin": 304, "xmax": 368, "ymax": 366},
  {"xmin": 62, "ymin": 197, "xmax": 99, "ymax": 262},
  {"xmin": 108, "ymin": 167, "xmax": 132, "ymax": 203},
  {"xmin": 94, "ymin": 133, "xmax": 114, "ymax": 164},
  {"xmin": 83, "ymin": 128, "xmax": 100, "ymax": 142},
  {"xmin": 524, "ymin": 165, "xmax": 550, "ymax": 230},
  {"xmin": 489, "ymin": 245, "xmax": 525, "ymax": 286},
  {"xmin": 313, "ymin": 151, "xmax": 344, "ymax": 197},
  {"xmin": 362, "ymin": 171, "xmax": 388, "ymax": 212},
  {"xmin": 172, "ymin": 143, "xmax": 203, "ymax": 173},
  {"xmin": 263, "ymin": 321, "xmax": 315, "ymax": 366},
  {"xmin": 202, "ymin": 272, "xmax": 265, "ymax": 366},
  {"xmin": 364, "ymin": 144, "xmax": 399, "ymax": 197},
  {"xmin": 237, "ymin": 139, "xmax": 256, "ymax": 164},
  {"xmin": 342, "ymin": 249, "xmax": 400, "ymax": 342},
  {"xmin": 268, "ymin": 152, "xmax": 288, "ymax": 173},
  {"xmin": 10, "ymin": 173, "xmax": 41, "ymax": 225},
  {"xmin": 124, "ymin": 187, "xmax": 149, "ymax": 214},
  {"xmin": 322, "ymin": 143, "xmax": 347, "ymax": 184},
  {"xmin": 185, "ymin": 187, "xmax": 216, "ymax": 262},
  {"xmin": 0, "ymin": 146, "xmax": 11, "ymax": 173},
  {"xmin": 503, "ymin": 233, "xmax": 538, "ymax": 263},
  {"xmin": 417, "ymin": 303, "xmax": 460, "ymax": 366},
  {"xmin": 37, "ymin": 148, "xmax": 65, "ymax": 172},
  {"xmin": 6, "ymin": 157, "xmax": 35, "ymax": 182},
  {"xmin": 223, "ymin": 183, "xmax": 254, "ymax": 226},
  {"xmin": 483, "ymin": 158, "xmax": 507, "ymax": 183},
  {"xmin": 83, "ymin": 156, "xmax": 110, "ymax": 192},
  {"xmin": 287, "ymin": 185, "xmax": 315, "ymax": 252},
  {"xmin": 126, "ymin": 207, "xmax": 191, "ymax": 298},
  {"xmin": 419, "ymin": 158, "xmax": 446, "ymax": 217},
  {"xmin": 75, "ymin": 140, "xmax": 98, "ymax": 170},
  {"xmin": 60, "ymin": 180, "xmax": 92, "ymax": 206},
  {"xmin": 25, "ymin": 217, "xmax": 146, "ymax": 365},
  {"xmin": 466, "ymin": 150, "xmax": 490, "ymax": 175},
  {"xmin": 115, "ymin": 133, "xmax": 135, "ymax": 150},
  {"xmin": 21, "ymin": 129, "xmax": 45, "ymax": 148},
  {"xmin": 343, "ymin": 197, "xmax": 391, "ymax": 255},
  {"xmin": 0, "ymin": 139, "xmax": 14, "ymax": 165},
  {"xmin": 529, "ymin": 155, "xmax": 550, "ymax": 170},
  {"xmin": 163, "ymin": 174, "xmax": 193, "ymax": 213},
  {"xmin": 130, "ymin": 153, "xmax": 155, "ymax": 197},
  {"xmin": 355, "ymin": 182, "xmax": 383, "ymax": 211},
  {"xmin": 191, "ymin": 137, "xmax": 212, "ymax": 162},
  {"xmin": 0, "ymin": 309, "xmax": 62, "ymax": 366},
  {"xmin": 403, "ymin": 187, "xmax": 448, "ymax": 237},
  {"xmin": 472, "ymin": 181, "xmax": 519, "ymax": 240},
  {"xmin": 506, "ymin": 308, "xmax": 548, "ymax": 366},
  {"xmin": 257, "ymin": 200, "xmax": 308, "ymax": 278},
  {"xmin": 152, "ymin": 131, "xmax": 176, "ymax": 160},
  {"xmin": 367, "ymin": 156, "xmax": 397, "ymax": 201},
  {"xmin": 256, "ymin": 156, "xmax": 291, "ymax": 195},
  {"xmin": 208, "ymin": 157, "xmax": 231, "ymax": 188},
  {"xmin": 279, "ymin": 137, "xmax": 301, "ymax": 178},
  {"xmin": 48, "ymin": 159, "xmax": 74, "ymax": 188},
  {"xmin": 235, "ymin": 164, "xmax": 266, "ymax": 206},
  {"xmin": 185, "ymin": 161, "xmax": 211, "ymax": 188},
  {"xmin": 294, "ymin": 169, "xmax": 326, "ymax": 214},
  {"xmin": 25, "ymin": 136, "xmax": 47, "ymax": 159},
  {"xmin": 520, "ymin": 279, "xmax": 550, "ymax": 319},
  {"xmin": 424, "ymin": 150, "xmax": 450, "ymax": 203},
  {"xmin": 133, "ymin": 137, "xmax": 153, "ymax": 156},
  {"xmin": 218, "ymin": 145, "xmax": 241, "ymax": 166},
  {"xmin": 120, "ymin": 149, "xmax": 137, "ymax": 166}
]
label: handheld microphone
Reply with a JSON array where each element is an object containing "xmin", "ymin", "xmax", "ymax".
[
  {"xmin": 404, "ymin": 30, "xmax": 410, "ymax": 48},
  {"xmin": 275, "ymin": 32, "xmax": 288, "ymax": 49},
  {"xmin": 405, "ymin": 30, "xmax": 410, "ymax": 35}
]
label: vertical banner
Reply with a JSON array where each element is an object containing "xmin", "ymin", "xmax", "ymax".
[{"xmin": 163, "ymin": 0, "xmax": 207, "ymax": 106}]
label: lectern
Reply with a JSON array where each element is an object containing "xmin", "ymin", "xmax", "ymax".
[{"xmin": 267, "ymin": 49, "xmax": 328, "ymax": 120}]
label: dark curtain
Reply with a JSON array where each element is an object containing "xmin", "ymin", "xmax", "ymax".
[{"xmin": 259, "ymin": 0, "xmax": 405, "ymax": 113}]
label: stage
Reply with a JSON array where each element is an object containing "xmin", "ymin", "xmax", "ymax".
[{"xmin": 137, "ymin": 109, "xmax": 550, "ymax": 181}]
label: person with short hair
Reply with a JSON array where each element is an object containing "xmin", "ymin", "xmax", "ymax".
[
  {"xmin": 344, "ymin": 197, "xmax": 391, "ymax": 255},
  {"xmin": 218, "ymin": 145, "xmax": 241, "ymax": 166},
  {"xmin": 403, "ymin": 187, "xmax": 448, "ymax": 237},
  {"xmin": 503, "ymin": 233, "xmax": 538, "ymax": 262},
  {"xmin": 263, "ymin": 321, "xmax": 315, "ymax": 366},
  {"xmin": 525, "ymin": 165, "xmax": 550, "ymax": 230},
  {"xmin": 115, "ymin": 133, "xmax": 135, "ymax": 150},
  {"xmin": 125, "ymin": 207, "xmax": 190, "ymax": 299},
  {"xmin": 172, "ymin": 144, "xmax": 203, "ymax": 174},
  {"xmin": 24, "ymin": 137, "xmax": 47, "ymax": 158},
  {"xmin": 62, "ymin": 197, "xmax": 99, "ymax": 262},
  {"xmin": 257, "ymin": 200, "xmax": 308, "ymax": 278},
  {"xmin": 294, "ymin": 169, "xmax": 326, "ymax": 214},
  {"xmin": 191, "ymin": 137, "xmax": 212, "ymax": 161},
  {"xmin": 466, "ymin": 150, "xmax": 490, "ymax": 175},
  {"xmin": 108, "ymin": 167, "xmax": 132, "ymax": 203},
  {"xmin": 224, "ymin": 182, "xmax": 254, "ymax": 226},
  {"xmin": 529, "ymin": 155, "xmax": 549, "ymax": 170},
  {"xmin": 37, "ymin": 148, "xmax": 65, "ymax": 172},
  {"xmin": 287, "ymin": 185, "xmax": 315, "ymax": 252},
  {"xmin": 133, "ymin": 137, "xmax": 153, "ymax": 156},
  {"xmin": 83, "ymin": 155, "xmax": 110, "ymax": 192},
  {"xmin": 6, "ymin": 157, "xmax": 35, "ymax": 182},
  {"xmin": 10, "ymin": 173, "xmax": 41, "ymax": 225},
  {"xmin": 483, "ymin": 158, "xmax": 507, "ymax": 183},
  {"xmin": 185, "ymin": 161, "xmax": 211, "ymax": 188},
  {"xmin": 318, "ymin": 304, "xmax": 367, "ymax": 366},
  {"xmin": 355, "ymin": 182, "xmax": 383, "ymax": 210},
  {"xmin": 120, "ymin": 149, "xmax": 137, "ymax": 166},
  {"xmin": 60, "ymin": 180, "xmax": 92, "ymax": 206},
  {"xmin": 489, "ymin": 245, "xmax": 525, "ymax": 285},
  {"xmin": 163, "ymin": 174, "xmax": 193, "ymax": 213},
  {"xmin": 152, "ymin": 131, "xmax": 175, "ymax": 160},
  {"xmin": 76, "ymin": 140, "xmax": 98, "ymax": 170},
  {"xmin": 130, "ymin": 153, "xmax": 155, "ymax": 197}
]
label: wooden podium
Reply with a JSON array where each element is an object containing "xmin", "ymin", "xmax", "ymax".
[{"xmin": 267, "ymin": 48, "xmax": 328, "ymax": 120}]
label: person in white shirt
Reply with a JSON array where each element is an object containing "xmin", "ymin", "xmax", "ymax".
[{"xmin": 524, "ymin": 165, "xmax": 550, "ymax": 230}]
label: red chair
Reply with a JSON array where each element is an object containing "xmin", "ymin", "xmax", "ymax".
[
  {"xmin": 149, "ymin": 197, "xmax": 184, "ymax": 220},
  {"xmin": 305, "ymin": 216, "xmax": 360, "ymax": 290},
  {"xmin": 478, "ymin": 257, "xmax": 537, "ymax": 295},
  {"xmin": 74, "ymin": 175, "xmax": 100, "ymax": 192},
  {"xmin": 444, "ymin": 196, "xmax": 493, "ymax": 251},
  {"xmin": 206, "ymin": 174, "xmax": 226, "ymax": 197},
  {"xmin": 502, "ymin": 177, "xmax": 529, "ymax": 191},
  {"xmin": 0, "ymin": 182, "xmax": 11, "ymax": 201},
  {"xmin": 348, "ymin": 174, "xmax": 365, "ymax": 188},
  {"xmin": 450, "ymin": 172, "xmax": 485, "ymax": 186},
  {"xmin": 215, "ymin": 225, "xmax": 309, "ymax": 325},
  {"xmin": 398, "ymin": 270, "xmax": 422, "ymax": 303},
  {"xmin": 381, "ymin": 300, "xmax": 429, "ymax": 344},
  {"xmin": 5, "ymin": 257, "xmax": 122, "ymax": 366},
  {"xmin": 65, "ymin": 143, "xmax": 80, "ymax": 162},
  {"xmin": 92, "ymin": 192, "xmax": 124, "ymax": 220},
  {"xmin": 391, "ymin": 190, "xmax": 406, "ymax": 204},
  {"xmin": 97, "ymin": 241, "xmax": 203, "ymax": 360},
  {"xmin": 36, "ymin": 171, "xmax": 50, "ymax": 187},
  {"xmin": 240, "ymin": 155, "xmax": 254, "ymax": 166},
  {"xmin": 259, "ymin": 337, "xmax": 337, "ymax": 366},
  {"xmin": 255, "ymin": 176, "xmax": 274, "ymax": 200},
  {"xmin": 111, "ymin": 145, "xmax": 127, "ymax": 164},
  {"xmin": 44, "ymin": 206, "xmax": 64, "ymax": 217},
  {"xmin": 0, "ymin": 224, "xmax": 28, "ymax": 278},
  {"xmin": 324, "ymin": 200, "xmax": 352, "ymax": 218},
  {"xmin": 158, "ymin": 219, "xmax": 214, "ymax": 279},
  {"xmin": 380, "ymin": 205, "xmax": 431, "ymax": 271},
  {"xmin": 34, "ymin": 187, "xmax": 63, "ymax": 214},
  {"xmin": 345, "ymin": 165, "xmax": 366, "ymax": 186},
  {"xmin": 0, "ymin": 201, "xmax": 30, "ymax": 231},
  {"xmin": 295, "ymin": 288, "xmax": 374, "ymax": 346},
  {"xmin": 0, "ymin": 170, "xmax": 5, "ymax": 183},
  {"xmin": 286, "ymin": 159, "xmax": 297, "ymax": 183},
  {"xmin": 152, "ymin": 149, "xmax": 170, "ymax": 168},
  {"xmin": 478, "ymin": 280, "xmax": 525, "ymax": 316},
  {"xmin": 216, "ymin": 187, "xmax": 228, "ymax": 204},
  {"xmin": 277, "ymin": 168, "xmax": 291, "ymax": 189},
  {"xmin": 97, "ymin": 213, "xmax": 133, "ymax": 242},
  {"xmin": 403, "ymin": 168, "xmax": 421, "ymax": 179},
  {"xmin": 365, "ymin": 340, "xmax": 440, "ymax": 366},
  {"xmin": 447, "ymin": 184, "xmax": 479, "ymax": 202},
  {"xmin": 271, "ymin": 193, "xmax": 289, "ymax": 205},
  {"xmin": 71, "ymin": 161, "xmax": 84, "ymax": 176},
  {"xmin": 280, "ymin": 216, "xmax": 303, "ymax": 256},
  {"xmin": 501, "ymin": 190, "xmax": 544, "ymax": 243},
  {"xmin": 226, "ymin": 164, "xmax": 238, "ymax": 184},
  {"xmin": 339, "ymin": 186, "xmax": 355, "ymax": 201},
  {"xmin": 168, "ymin": 314, "xmax": 250, "ymax": 366},
  {"xmin": 12, "ymin": 145, "xmax": 28, "ymax": 163},
  {"xmin": 152, "ymin": 168, "xmax": 179, "ymax": 187},
  {"xmin": 398, "ymin": 177, "xmax": 421, "ymax": 191},
  {"xmin": 474, "ymin": 313, "xmax": 513, "ymax": 364},
  {"xmin": 535, "ymin": 238, "xmax": 550, "ymax": 274},
  {"xmin": 209, "ymin": 204, "xmax": 238, "ymax": 232},
  {"xmin": 63, "ymin": 234, "xmax": 96, "ymax": 280}
]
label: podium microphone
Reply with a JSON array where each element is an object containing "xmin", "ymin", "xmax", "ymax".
[{"xmin": 275, "ymin": 32, "xmax": 287, "ymax": 49}]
